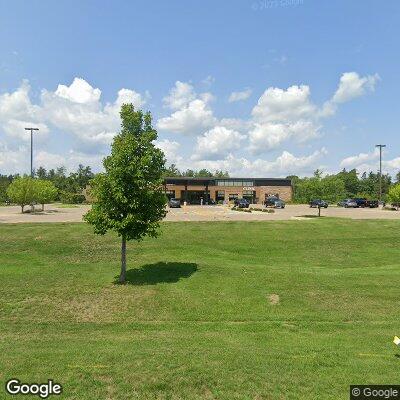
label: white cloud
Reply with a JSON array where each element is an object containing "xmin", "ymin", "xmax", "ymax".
[
  {"xmin": 41, "ymin": 79, "xmax": 146, "ymax": 148},
  {"xmin": 332, "ymin": 72, "xmax": 380, "ymax": 104},
  {"xmin": 202, "ymin": 75, "xmax": 215, "ymax": 86},
  {"xmin": 2, "ymin": 120, "xmax": 49, "ymax": 141},
  {"xmin": 252, "ymin": 85, "xmax": 316, "ymax": 123},
  {"xmin": 338, "ymin": 149, "xmax": 400, "ymax": 175},
  {"xmin": 162, "ymin": 81, "xmax": 196, "ymax": 110},
  {"xmin": 247, "ymin": 85, "xmax": 320, "ymax": 153},
  {"xmin": 155, "ymin": 139, "xmax": 182, "ymax": 165},
  {"xmin": 0, "ymin": 143, "xmax": 28, "ymax": 174},
  {"xmin": 157, "ymin": 80, "xmax": 217, "ymax": 135},
  {"xmin": 340, "ymin": 149, "xmax": 380, "ymax": 169},
  {"xmin": 0, "ymin": 78, "xmax": 147, "ymax": 152},
  {"xmin": 55, "ymin": 77, "xmax": 101, "ymax": 104},
  {"xmin": 228, "ymin": 88, "xmax": 252, "ymax": 103},
  {"xmin": 219, "ymin": 118, "xmax": 251, "ymax": 132},
  {"xmin": 192, "ymin": 126, "xmax": 245, "ymax": 161},
  {"xmin": 157, "ymin": 98, "xmax": 216, "ymax": 135},
  {"xmin": 180, "ymin": 148, "xmax": 327, "ymax": 177}
]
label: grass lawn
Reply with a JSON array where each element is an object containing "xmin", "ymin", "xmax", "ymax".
[{"xmin": 1, "ymin": 219, "xmax": 400, "ymax": 399}]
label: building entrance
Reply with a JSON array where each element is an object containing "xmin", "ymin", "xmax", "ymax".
[
  {"xmin": 243, "ymin": 190, "xmax": 256, "ymax": 204},
  {"xmin": 181, "ymin": 190, "xmax": 210, "ymax": 205}
]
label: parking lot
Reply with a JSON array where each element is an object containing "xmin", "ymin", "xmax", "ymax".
[{"xmin": 1, "ymin": 203, "xmax": 400, "ymax": 223}]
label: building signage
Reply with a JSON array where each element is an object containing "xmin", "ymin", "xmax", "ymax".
[{"xmin": 243, "ymin": 187, "xmax": 255, "ymax": 191}]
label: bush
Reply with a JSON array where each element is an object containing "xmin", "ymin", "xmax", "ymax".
[
  {"xmin": 231, "ymin": 207, "xmax": 252, "ymax": 213},
  {"xmin": 262, "ymin": 209, "xmax": 275, "ymax": 213}
]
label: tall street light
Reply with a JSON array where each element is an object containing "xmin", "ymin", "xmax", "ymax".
[
  {"xmin": 25, "ymin": 127, "xmax": 39, "ymax": 177},
  {"xmin": 375, "ymin": 144, "xmax": 386, "ymax": 203}
]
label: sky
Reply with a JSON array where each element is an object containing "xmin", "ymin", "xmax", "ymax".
[{"xmin": 0, "ymin": 0, "xmax": 399, "ymax": 177}]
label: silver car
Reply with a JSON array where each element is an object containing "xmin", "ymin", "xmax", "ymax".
[
  {"xmin": 274, "ymin": 200, "xmax": 285, "ymax": 209},
  {"xmin": 343, "ymin": 199, "xmax": 357, "ymax": 208}
]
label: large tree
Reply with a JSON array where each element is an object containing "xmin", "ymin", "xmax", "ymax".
[{"xmin": 84, "ymin": 104, "xmax": 167, "ymax": 283}]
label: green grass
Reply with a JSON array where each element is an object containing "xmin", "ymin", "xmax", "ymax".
[{"xmin": 1, "ymin": 220, "xmax": 400, "ymax": 399}]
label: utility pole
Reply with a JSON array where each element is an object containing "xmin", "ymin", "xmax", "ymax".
[
  {"xmin": 375, "ymin": 144, "xmax": 386, "ymax": 203},
  {"xmin": 25, "ymin": 127, "xmax": 39, "ymax": 177},
  {"xmin": 25, "ymin": 127, "xmax": 39, "ymax": 212}
]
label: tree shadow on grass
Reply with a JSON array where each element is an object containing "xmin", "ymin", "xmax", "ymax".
[{"xmin": 115, "ymin": 262, "xmax": 198, "ymax": 285}]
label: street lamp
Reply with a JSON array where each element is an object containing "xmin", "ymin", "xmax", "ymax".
[
  {"xmin": 25, "ymin": 127, "xmax": 39, "ymax": 212},
  {"xmin": 375, "ymin": 144, "xmax": 386, "ymax": 203},
  {"xmin": 25, "ymin": 127, "xmax": 39, "ymax": 177}
]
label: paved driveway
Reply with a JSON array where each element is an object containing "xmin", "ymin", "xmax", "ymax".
[{"xmin": 1, "ymin": 203, "xmax": 399, "ymax": 223}]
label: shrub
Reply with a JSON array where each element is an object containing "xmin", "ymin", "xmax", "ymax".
[
  {"xmin": 34, "ymin": 180, "xmax": 58, "ymax": 211},
  {"xmin": 231, "ymin": 207, "xmax": 252, "ymax": 213},
  {"xmin": 6, "ymin": 177, "xmax": 36, "ymax": 213}
]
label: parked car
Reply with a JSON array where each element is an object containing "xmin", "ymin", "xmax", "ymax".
[
  {"xmin": 168, "ymin": 198, "xmax": 181, "ymax": 208},
  {"xmin": 310, "ymin": 199, "xmax": 328, "ymax": 208},
  {"xmin": 353, "ymin": 198, "xmax": 368, "ymax": 208},
  {"xmin": 274, "ymin": 199, "xmax": 285, "ymax": 209},
  {"xmin": 367, "ymin": 200, "xmax": 379, "ymax": 208},
  {"xmin": 338, "ymin": 199, "xmax": 356, "ymax": 207},
  {"xmin": 265, "ymin": 196, "xmax": 280, "ymax": 207},
  {"xmin": 343, "ymin": 199, "xmax": 358, "ymax": 208},
  {"xmin": 234, "ymin": 198, "xmax": 250, "ymax": 208}
]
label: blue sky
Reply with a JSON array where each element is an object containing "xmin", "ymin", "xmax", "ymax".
[{"xmin": 0, "ymin": 0, "xmax": 399, "ymax": 176}]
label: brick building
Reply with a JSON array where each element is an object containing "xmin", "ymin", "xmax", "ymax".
[{"xmin": 164, "ymin": 177, "xmax": 292, "ymax": 204}]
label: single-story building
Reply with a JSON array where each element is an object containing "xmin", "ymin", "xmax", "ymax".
[{"xmin": 164, "ymin": 177, "xmax": 292, "ymax": 204}]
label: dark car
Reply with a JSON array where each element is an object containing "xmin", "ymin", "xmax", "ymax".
[
  {"xmin": 274, "ymin": 199, "xmax": 285, "ymax": 209},
  {"xmin": 265, "ymin": 196, "xmax": 280, "ymax": 207},
  {"xmin": 168, "ymin": 198, "xmax": 181, "ymax": 208},
  {"xmin": 353, "ymin": 198, "xmax": 368, "ymax": 208},
  {"xmin": 367, "ymin": 200, "xmax": 379, "ymax": 208},
  {"xmin": 310, "ymin": 199, "xmax": 328, "ymax": 208},
  {"xmin": 234, "ymin": 198, "xmax": 250, "ymax": 208}
]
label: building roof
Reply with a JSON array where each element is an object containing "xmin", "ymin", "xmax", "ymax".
[{"xmin": 164, "ymin": 176, "xmax": 292, "ymax": 186}]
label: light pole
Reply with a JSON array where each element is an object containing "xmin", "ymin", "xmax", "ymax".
[
  {"xmin": 25, "ymin": 127, "xmax": 39, "ymax": 212},
  {"xmin": 25, "ymin": 127, "xmax": 39, "ymax": 177},
  {"xmin": 375, "ymin": 144, "xmax": 386, "ymax": 203}
]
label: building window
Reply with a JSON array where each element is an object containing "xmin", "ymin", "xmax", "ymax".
[
  {"xmin": 216, "ymin": 190, "xmax": 225, "ymax": 202},
  {"xmin": 165, "ymin": 190, "xmax": 175, "ymax": 200},
  {"xmin": 229, "ymin": 194, "xmax": 238, "ymax": 201}
]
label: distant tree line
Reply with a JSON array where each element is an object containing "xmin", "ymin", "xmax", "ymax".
[
  {"xmin": 2, "ymin": 164, "xmax": 400, "ymax": 206},
  {"xmin": 164, "ymin": 164, "xmax": 230, "ymax": 178},
  {"xmin": 0, "ymin": 164, "xmax": 94, "ymax": 204},
  {"xmin": 289, "ymin": 168, "xmax": 398, "ymax": 203}
]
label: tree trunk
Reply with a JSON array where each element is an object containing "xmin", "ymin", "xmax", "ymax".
[
  {"xmin": 318, "ymin": 206, "xmax": 321, "ymax": 217},
  {"xmin": 119, "ymin": 235, "xmax": 127, "ymax": 284},
  {"xmin": 21, "ymin": 205, "xmax": 24, "ymax": 213},
  {"xmin": 42, "ymin": 203, "xmax": 45, "ymax": 211}
]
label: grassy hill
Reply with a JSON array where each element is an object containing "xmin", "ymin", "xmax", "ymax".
[{"xmin": 1, "ymin": 220, "xmax": 399, "ymax": 399}]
